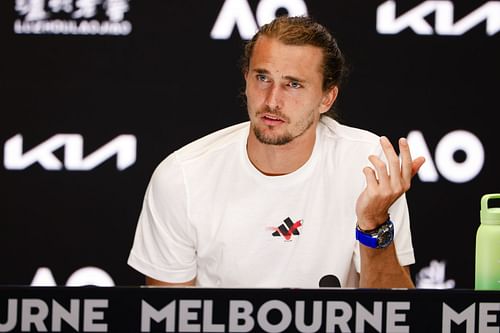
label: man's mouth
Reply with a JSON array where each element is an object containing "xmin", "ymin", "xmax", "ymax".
[{"xmin": 261, "ymin": 113, "xmax": 285, "ymax": 125}]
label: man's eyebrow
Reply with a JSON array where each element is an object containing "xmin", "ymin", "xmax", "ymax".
[
  {"xmin": 283, "ymin": 75, "xmax": 305, "ymax": 83},
  {"xmin": 253, "ymin": 68, "xmax": 306, "ymax": 83},
  {"xmin": 253, "ymin": 68, "xmax": 270, "ymax": 74}
]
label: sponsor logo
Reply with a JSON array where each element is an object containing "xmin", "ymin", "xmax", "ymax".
[
  {"xmin": 31, "ymin": 266, "xmax": 115, "ymax": 286},
  {"xmin": 14, "ymin": 0, "xmax": 132, "ymax": 36},
  {"xmin": 377, "ymin": 1, "xmax": 500, "ymax": 36},
  {"xmin": 3, "ymin": 133, "xmax": 137, "ymax": 171},
  {"xmin": 271, "ymin": 217, "xmax": 303, "ymax": 241},
  {"xmin": 416, "ymin": 260, "xmax": 455, "ymax": 289},
  {"xmin": 211, "ymin": 0, "xmax": 308, "ymax": 40},
  {"xmin": 407, "ymin": 130, "xmax": 484, "ymax": 183}
]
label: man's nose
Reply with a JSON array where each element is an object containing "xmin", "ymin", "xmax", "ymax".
[{"xmin": 264, "ymin": 84, "xmax": 283, "ymax": 110}]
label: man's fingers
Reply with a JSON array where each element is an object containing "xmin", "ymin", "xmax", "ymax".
[
  {"xmin": 398, "ymin": 137, "xmax": 413, "ymax": 184},
  {"xmin": 380, "ymin": 136, "xmax": 400, "ymax": 170},
  {"xmin": 362, "ymin": 166, "xmax": 379, "ymax": 188},
  {"xmin": 368, "ymin": 155, "xmax": 389, "ymax": 185},
  {"xmin": 411, "ymin": 156, "xmax": 426, "ymax": 177},
  {"xmin": 370, "ymin": 136, "xmax": 426, "ymax": 192},
  {"xmin": 380, "ymin": 136, "xmax": 403, "ymax": 189}
]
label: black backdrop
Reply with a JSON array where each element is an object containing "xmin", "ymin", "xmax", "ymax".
[{"xmin": 1, "ymin": 0, "xmax": 499, "ymax": 288}]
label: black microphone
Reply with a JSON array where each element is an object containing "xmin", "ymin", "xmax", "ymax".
[{"xmin": 319, "ymin": 274, "xmax": 341, "ymax": 288}]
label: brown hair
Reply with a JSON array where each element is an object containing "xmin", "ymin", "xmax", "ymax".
[{"xmin": 241, "ymin": 15, "xmax": 347, "ymax": 93}]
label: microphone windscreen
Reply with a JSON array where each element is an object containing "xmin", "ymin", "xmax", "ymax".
[{"xmin": 319, "ymin": 274, "xmax": 341, "ymax": 288}]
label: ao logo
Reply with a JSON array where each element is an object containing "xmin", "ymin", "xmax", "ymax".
[
  {"xmin": 31, "ymin": 267, "xmax": 115, "ymax": 287},
  {"xmin": 408, "ymin": 130, "xmax": 484, "ymax": 183},
  {"xmin": 211, "ymin": 0, "xmax": 308, "ymax": 40}
]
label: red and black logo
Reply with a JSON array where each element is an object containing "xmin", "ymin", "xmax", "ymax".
[{"xmin": 271, "ymin": 217, "xmax": 303, "ymax": 241}]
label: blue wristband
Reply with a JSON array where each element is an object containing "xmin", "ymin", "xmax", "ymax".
[{"xmin": 355, "ymin": 219, "xmax": 394, "ymax": 249}]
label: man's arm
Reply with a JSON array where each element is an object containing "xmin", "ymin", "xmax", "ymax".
[
  {"xmin": 359, "ymin": 244, "xmax": 414, "ymax": 288},
  {"xmin": 356, "ymin": 136, "xmax": 425, "ymax": 288},
  {"xmin": 146, "ymin": 276, "xmax": 196, "ymax": 287}
]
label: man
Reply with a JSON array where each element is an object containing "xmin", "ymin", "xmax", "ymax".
[{"xmin": 128, "ymin": 16, "xmax": 425, "ymax": 288}]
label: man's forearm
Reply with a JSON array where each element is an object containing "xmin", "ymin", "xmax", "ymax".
[{"xmin": 359, "ymin": 243, "xmax": 415, "ymax": 288}]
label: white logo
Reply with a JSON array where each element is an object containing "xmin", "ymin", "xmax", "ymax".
[
  {"xmin": 14, "ymin": 0, "xmax": 132, "ymax": 35},
  {"xmin": 377, "ymin": 1, "xmax": 500, "ymax": 36},
  {"xmin": 31, "ymin": 266, "xmax": 115, "ymax": 286},
  {"xmin": 407, "ymin": 130, "xmax": 484, "ymax": 183},
  {"xmin": 416, "ymin": 260, "xmax": 455, "ymax": 289},
  {"xmin": 211, "ymin": 0, "xmax": 308, "ymax": 40},
  {"xmin": 3, "ymin": 134, "xmax": 137, "ymax": 171}
]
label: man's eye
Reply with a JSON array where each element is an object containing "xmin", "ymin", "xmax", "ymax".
[
  {"xmin": 256, "ymin": 74, "xmax": 267, "ymax": 82},
  {"xmin": 288, "ymin": 81, "xmax": 302, "ymax": 89}
]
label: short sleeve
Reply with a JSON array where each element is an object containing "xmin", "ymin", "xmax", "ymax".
[{"xmin": 127, "ymin": 153, "xmax": 197, "ymax": 283}]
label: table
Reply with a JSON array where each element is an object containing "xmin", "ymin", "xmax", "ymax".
[{"xmin": 0, "ymin": 287, "xmax": 499, "ymax": 332}]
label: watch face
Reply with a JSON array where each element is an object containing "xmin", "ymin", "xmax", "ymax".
[{"xmin": 377, "ymin": 223, "xmax": 394, "ymax": 248}]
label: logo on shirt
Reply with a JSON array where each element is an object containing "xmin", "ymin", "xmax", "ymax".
[{"xmin": 271, "ymin": 217, "xmax": 302, "ymax": 241}]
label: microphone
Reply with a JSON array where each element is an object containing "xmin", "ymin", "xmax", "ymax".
[{"xmin": 319, "ymin": 274, "xmax": 341, "ymax": 288}]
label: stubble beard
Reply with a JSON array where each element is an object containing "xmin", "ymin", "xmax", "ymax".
[{"xmin": 251, "ymin": 106, "xmax": 316, "ymax": 146}]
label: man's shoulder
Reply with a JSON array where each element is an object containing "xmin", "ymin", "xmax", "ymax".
[
  {"xmin": 319, "ymin": 116, "xmax": 380, "ymax": 147},
  {"xmin": 152, "ymin": 122, "xmax": 248, "ymax": 182},
  {"xmin": 172, "ymin": 122, "xmax": 249, "ymax": 164}
]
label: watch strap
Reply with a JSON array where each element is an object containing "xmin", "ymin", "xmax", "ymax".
[{"xmin": 355, "ymin": 218, "xmax": 394, "ymax": 249}]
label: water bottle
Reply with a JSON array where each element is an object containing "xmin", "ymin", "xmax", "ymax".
[{"xmin": 475, "ymin": 193, "xmax": 500, "ymax": 290}]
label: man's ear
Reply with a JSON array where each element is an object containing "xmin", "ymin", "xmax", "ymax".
[{"xmin": 319, "ymin": 86, "xmax": 339, "ymax": 114}]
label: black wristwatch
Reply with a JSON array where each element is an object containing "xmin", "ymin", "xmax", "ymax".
[{"xmin": 355, "ymin": 218, "xmax": 394, "ymax": 249}]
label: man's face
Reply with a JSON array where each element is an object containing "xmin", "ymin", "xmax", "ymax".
[{"xmin": 245, "ymin": 36, "xmax": 336, "ymax": 146}]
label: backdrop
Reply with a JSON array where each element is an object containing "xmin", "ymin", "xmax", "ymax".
[{"xmin": 1, "ymin": 0, "xmax": 499, "ymax": 288}]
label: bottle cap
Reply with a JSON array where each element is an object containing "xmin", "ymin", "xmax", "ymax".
[{"xmin": 480, "ymin": 193, "xmax": 500, "ymax": 225}]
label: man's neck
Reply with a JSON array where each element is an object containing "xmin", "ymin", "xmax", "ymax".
[{"xmin": 246, "ymin": 125, "xmax": 317, "ymax": 176}]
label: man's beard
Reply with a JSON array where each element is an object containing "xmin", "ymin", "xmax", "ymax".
[
  {"xmin": 251, "ymin": 106, "xmax": 316, "ymax": 146},
  {"xmin": 253, "ymin": 126, "xmax": 294, "ymax": 145}
]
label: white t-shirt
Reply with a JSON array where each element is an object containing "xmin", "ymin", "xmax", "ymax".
[{"xmin": 128, "ymin": 117, "xmax": 415, "ymax": 288}]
